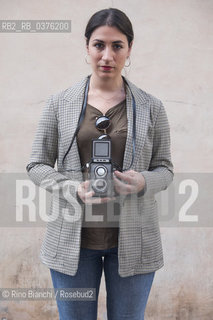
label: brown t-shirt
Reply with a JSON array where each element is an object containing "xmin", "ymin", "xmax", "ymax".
[{"xmin": 76, "ymin": 99, "xmax": 127, "ymax": 249}]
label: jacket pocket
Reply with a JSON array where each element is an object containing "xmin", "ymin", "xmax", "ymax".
[
  {"xmin": 40, "ymin": 198, "xmax": 66, "ymax": 258},
  {"xmin": 140, "ymin": 200, "xmax": 163, "ymax": 263}
]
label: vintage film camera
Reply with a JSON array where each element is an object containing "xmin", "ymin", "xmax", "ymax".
[{"xmin": 88, "ymin": 138, "xmax": 114, "ymax": 197}]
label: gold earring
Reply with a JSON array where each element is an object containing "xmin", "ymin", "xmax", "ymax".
[
  {"xmin": 125, "ymin": 56, "xmax": 131, "ymax": 67},
  {"xmin": 85, "ymin": 54, "xmax": 90, "ymax": 64}
]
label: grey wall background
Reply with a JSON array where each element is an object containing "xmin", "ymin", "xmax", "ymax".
[{"xmin": 0, "ymin": 0, "xmax": 213, "ymax": 319}]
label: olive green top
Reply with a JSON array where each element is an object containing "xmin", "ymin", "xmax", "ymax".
[{"xmin": 76, "ymin": 99, "xmax": 127, "ymax": 250}]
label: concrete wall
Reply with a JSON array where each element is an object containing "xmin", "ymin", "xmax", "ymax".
[{"xmin": 0, "ymin": 0, "xmax": 213, "ymax": 319}]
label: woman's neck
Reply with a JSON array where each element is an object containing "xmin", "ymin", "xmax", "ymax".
[{"xmin": 89, "ymin": 73, "xmax": 124, "ymax": 93}]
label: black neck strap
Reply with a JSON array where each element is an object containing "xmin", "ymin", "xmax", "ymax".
[{"xmin": 62, "ymin": 75, "xmax": 136, "ymax": 172}]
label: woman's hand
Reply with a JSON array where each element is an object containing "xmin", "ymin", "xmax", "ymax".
[
  {"xmin": 77, "ymin": 180, "xmax": 116, "ymax": 204},
  {"xmin": 113, "ymin": 170, "xmax": 145, "ymax": 195}
]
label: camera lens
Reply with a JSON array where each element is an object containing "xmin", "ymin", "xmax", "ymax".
[
  {"xmin": 95, "ymin": 166, "xmax": 107, "ymax": 177},
  {"xmin": 96, "ymin": 179, "xmax": 106, "ymax": 188},
  {"xmin": 92, "ymin": 179, "xmax": 107, "ymax": 192}
]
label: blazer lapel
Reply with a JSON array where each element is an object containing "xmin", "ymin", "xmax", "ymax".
[
  {"xmin": 122, "ymin": 80, "xmax": 134, "ymax": 171},
  {"xmin": 61, "ymin": 76, "xmax": 89, "ymax": 173},
  {"xmin": 122, "ymin": 78, "xmax": 149, "ymax": 171}
]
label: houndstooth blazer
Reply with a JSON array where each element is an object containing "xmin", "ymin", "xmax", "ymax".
[{"xmin": 26, "ymin": 75, "xmax": 173, "ymax": 277}]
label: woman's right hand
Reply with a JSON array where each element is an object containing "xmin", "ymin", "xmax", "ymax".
[{"xmin": 77, "ymin": 180, "xmax": 116, "ymax": 204}]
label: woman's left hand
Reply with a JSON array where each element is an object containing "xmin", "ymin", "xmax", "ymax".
[{"xmin": 113, "ymin": 170, "xmax": 145, "ymax": 195}]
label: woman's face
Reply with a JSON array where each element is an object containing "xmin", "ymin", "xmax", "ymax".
[{"xmin": 86, "ymin": 25, "xmax": 132, "ymax": 80}]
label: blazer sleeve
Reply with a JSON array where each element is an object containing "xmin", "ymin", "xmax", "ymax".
[
  {"xmin": 139, "ymin": 102, "xmax": 174, "ymax": 196},
  {"xmin": 26, "ymin": 95, "xmax": 80, "ymax": 203}
]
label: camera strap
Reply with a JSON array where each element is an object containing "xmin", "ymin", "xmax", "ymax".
[
  {"xmin": 62, "ymin": 74, "xmax": 136, "ymax": 172},
  {"xmin": 62, "ymin": 75, "xmax": 90, "ymax": 169}
]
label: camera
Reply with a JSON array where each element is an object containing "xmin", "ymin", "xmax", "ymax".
[{"xmin": 88, "ymin": 139, "xmax": 114, "ymax": 197}]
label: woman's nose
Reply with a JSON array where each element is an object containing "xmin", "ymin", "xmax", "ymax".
[{"xmin": 102, "ymin": 47, "xmax": 113, "ymax": 61}]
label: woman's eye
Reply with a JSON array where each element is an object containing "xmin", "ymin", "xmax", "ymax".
[
  {"xmin": 94, "ymin": 43, "xmax": 104, "ymax": 49},
  {"xmin": 113, "ymin": 44, "xmax": 122, "ymax": 50},
  {"xmin": 94, "ymin": 43, "xmax": 123, "ymax": 50}
]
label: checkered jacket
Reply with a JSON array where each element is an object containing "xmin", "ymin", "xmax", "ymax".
[{"xmin": 26, "ymin": 75, "xmax": 173, "ymax": 277}]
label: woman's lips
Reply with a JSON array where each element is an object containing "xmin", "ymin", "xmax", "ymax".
[{"xmin": 101, "ymin": 66, "xmax": 114, "ymax": 71}]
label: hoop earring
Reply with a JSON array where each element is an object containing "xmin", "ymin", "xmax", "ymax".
[
  {"xmin": 85, "ymin": 54, "xmax": 90, "ymax": 64},
  {"xmin": 125, "ymin": 56, "xmax": 131, "ymax": 67}
]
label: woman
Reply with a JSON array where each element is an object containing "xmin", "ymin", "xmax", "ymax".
[{"xmin": 26, "ymin": 8, "xmax": 173, "ymax": 320}]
